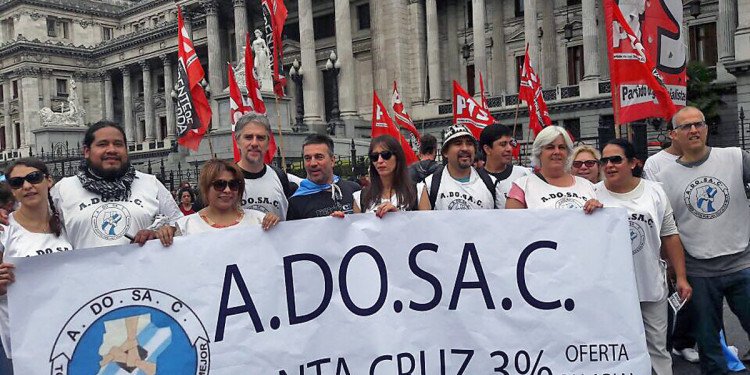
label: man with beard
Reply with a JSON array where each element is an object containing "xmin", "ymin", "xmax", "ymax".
[
  {"xmin": 287, "ymin": 134, "xmax": 360, "ymax": 220},
  {"xmin": 50, "ymin": 120, "xmax": 182, "ymax": 248},
  {"xmin": 479, "ymin": 124, "xmax": 531, "ymax": 208},
  {"xmin": 234, "ymin": 113, "xmax": 295, "ymax": 220},
  {"xmin": 418, "ymin": 124, "xmax": 501, "ymax": 210}
]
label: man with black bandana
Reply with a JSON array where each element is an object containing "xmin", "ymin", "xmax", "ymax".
[
  {"xmin": 234, "ymin": 113, "xmax": 295, "ymax": 220},
  {"xmin": 50, "ymin": 120, "xmax": 182, "ymax": 248}
]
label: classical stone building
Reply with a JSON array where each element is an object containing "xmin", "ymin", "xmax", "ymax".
[{"xmin": 0, "ymin": 0, "xmax": 746, "ymax": 171}]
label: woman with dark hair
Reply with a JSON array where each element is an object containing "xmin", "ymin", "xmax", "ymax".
[
  {"xmin": 352, "ymin": 135, "xmax": 417, "ymax": 217},
  {"xmin": 155, "ymin": 159, "xmax": 279, "ymax": 244},
  {"xmin": 594, "ymin": 139, "xmax": 691, "ymax": 375},
  {"xmin": 0, "ymin": 158, "xmax": 72, "ymax": 370},
  {"xmin": 177, "ymin": 187, "xmax": 196, "ymax": 215}
]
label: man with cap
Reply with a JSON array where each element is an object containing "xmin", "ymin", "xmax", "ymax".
[{"xmin": 418, "ymin": 124, "xmax": 502, "ymax": 210}]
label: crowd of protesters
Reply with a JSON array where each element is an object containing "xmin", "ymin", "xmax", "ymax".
[{"xmin": 0, "ymin": 107, "xmax": 746, "ymax": 374}]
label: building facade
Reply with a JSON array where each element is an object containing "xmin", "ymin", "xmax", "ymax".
[{"xmin": 0, "ymin": 0, "xmax": 747, "ymax": 171}]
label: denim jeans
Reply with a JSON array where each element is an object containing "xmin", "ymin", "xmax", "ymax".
[
  {"xmin": 0, "ymin": 340, "xmax": 11, "ymax": 375},
  {"xmin": 688, "ymin": 267, "xmax": 750, "ymax": 375}
]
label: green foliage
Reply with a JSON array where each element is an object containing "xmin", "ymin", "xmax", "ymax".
[{"xmin": 686, "ymin": 61, "xmax": 722, "ymax": 127}]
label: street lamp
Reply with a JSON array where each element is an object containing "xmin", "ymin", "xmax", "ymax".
[
  {"xmin": 289, "ymin": 59, "xmax": 305, "ymax": 132},
  {"xmin": 564, "ymin": 7, "xmax": 574, "ymax": 41},
  {"xmin": 690, "ymin": 0, "xmax": 701, "ymax": 18},
  {"xmin": 324, "ymin": 51, "xmax": 342, "ymax": 136}
]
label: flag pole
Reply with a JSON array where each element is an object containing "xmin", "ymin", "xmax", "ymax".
[
  {"xmin": 613, "ymin": 83, "xmax": 621, "ymax": 139},
  {"xmin": 274, "ymin": 95, "xmax": 287, "ymax": 172},
  {"xmin": 512, "ymin": 99, "xmax": 521, "ymax": 138},
  {"xmin": 206, "ymin": 126, "xmax": 216, "ymax": 158}
]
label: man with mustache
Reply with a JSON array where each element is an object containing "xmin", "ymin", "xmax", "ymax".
[
  {"xmin": 50, "ymin": 120, "xmax": 182, "ymax": 248},
  {"xmin": 418, "ymin": 124, "xmax": 502, "ymax": 210},
  {"xmin": 287, "ymin": 134, "xmax": 360, "ymax": 220},
  {"xmin": 234, "ymin": 113, "xmax": 296, "ymax": 220},
  {"xmin": 479, "ymin": 124, "xmax": 531, "ymax": 209},
  {"xmin": 655, "ymin": 106, "xmax": 750, "ymax": 375}
]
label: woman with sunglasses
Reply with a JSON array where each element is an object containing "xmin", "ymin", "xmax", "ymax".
[
  {"xmin": 506, "ymin": 126, "xmax": 601, "ymax": 213},
  {"xmin": 594, "ymin": 139, "xmax": 691, "ymax": 375},
  {"xmin": 156, "ymin": 160, "xmax": 279, "ymax": 244},
  {"xmin": 571, "ymin": 145, "xmax": 603, "ymax": 183},
  {"xmin": 0, "ymin": 158, "xmax": 72, "ymax": 370},
  {"xmin": 352, "ymin": 135, "xmax": 418, "ymax": 217}
]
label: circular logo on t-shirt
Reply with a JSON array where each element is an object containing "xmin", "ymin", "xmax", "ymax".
[
  {"xmin": 555, "ymin": 197, "xmax": 583, "ymax": 210},
  {"xmin": 629, "ymin": 220, "xmax": 646, "ymax": 255},
  {"xmin": 246, "ymin": 204, "xmax": 270, "ymax": 213},
  {"xmin": 683, "ymin": 176, "xmax": 730, "ymax": 219},
  {"xmin": 448, "ymin": 199, "xmax": 471, "ymax": 210},
  {"xmin": 91, "ymin": 203, "xmax": 132, "ymax": 240}
]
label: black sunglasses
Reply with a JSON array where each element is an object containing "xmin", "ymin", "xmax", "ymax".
[
  {"xmin": 211, "ymin": 179, "xmax": 241, "ymax": 192},
  {"xmin": 369, "ymin": 151, "xmax": 393, "ymax": 162},
  {"xmin": 600, "ymin": 155, "xmax": 625, "ymax": 165},
  {"xmin": 8, "ymin": 171, "xmax": 46, "ymax": 189},
  {"xmin": 572, "ymin": 160, "xmax": 600, "ymax": 168}
]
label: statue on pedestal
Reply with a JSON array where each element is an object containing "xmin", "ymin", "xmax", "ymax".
[
  {"xmin": 39, "ymin": 79, "xmax": 86, "ymax": 127},
  {"xmin": 252, "ymin": 29, "xmax": 274, "ymax": 92}
]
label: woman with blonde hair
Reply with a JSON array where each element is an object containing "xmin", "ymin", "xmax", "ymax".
[
  {"xmin": 505, "ymin": 126, "xmax": 601, "ymax": 212},
  {"xmin": 571, "ymin": 145, "xmax": 603, "ymax": 183}
]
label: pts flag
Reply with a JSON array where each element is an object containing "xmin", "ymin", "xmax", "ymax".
[
  {"xmin": 605, "ymin": 0, "xmax": 682, "ymax": 123},
  {"xmin": 175, "ymin": 6, "xmax": 212, "ymax": 151},
  {"xmin": 261, "ymin": 0, "xmax": 288, "ymax": 97},
  {"xmin": 371, "ymin": 93, "xmax": 419, "ymax": 166},
  {"xmin": 452, "ymin": 81, "xmax": 495, "ymax": 139}
]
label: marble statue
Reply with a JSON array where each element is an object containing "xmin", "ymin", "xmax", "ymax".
[
  {"xmin": 252, "ymin": 29, "xmax": 272, "ymax": 84},
  {"xmin": 39, "ymin": 79, "xmax": 86, "ymax": 127}
]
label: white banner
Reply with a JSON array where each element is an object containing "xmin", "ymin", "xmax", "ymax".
[{"xmin": 9, "ymin": 209, "xmax": 650, "ymax": 375}]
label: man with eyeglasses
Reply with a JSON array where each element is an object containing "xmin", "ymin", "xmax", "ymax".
[
  {"xmin": 234, "ymin": 113, "xmax": 296, "ymax": 221},
  {"xmin": 479, "ymin": 124, "xmax": 531, "ymax": 208},
  {"xmin": 418, "ymin": 124, "xmax": 502, "ymax": 210},
  {"xmin": 655, "ymin": 106, "xmax": 750, "ymax": 375},
  {"xmin": 286, "ymin": 134, "xmax": 360, "ymax": 220}
]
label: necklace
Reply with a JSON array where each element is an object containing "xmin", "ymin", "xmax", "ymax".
[
  {"xmin": 14, "ymin": 209, "xmax": 51, "ymax": 233},
  {"xmin": 200, "ymin": 209, "xmax": 244, "ymax": 228}
]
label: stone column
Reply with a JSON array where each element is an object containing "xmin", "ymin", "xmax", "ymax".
[
  {"xmin": 597, "ymin": 1, "xmax": 609, "ymax": 79},
  {"xmin": 120, "ymin": 66, "xmax": 135, "ymax": 145},
  {"xmin": 73, "ymin": 72, "xmax": 88, "ymax": 123},
  {"xmin": 524, "ymin": 0, "xmax": 539, "ymax": 66},
  {"xmin": 299, "ymin": 0, "xmax": 324, "ymax": 129},
  {"xmin": 540, "ymin": 0, "xmax": 557, "ymax": 87},
  {"xmin": 408, "ymin": 0, "xmax": 427, "ymax": 104},
  {"xmin": 233, "ymin": 0, "xmax": 248, "ymax": 63},
  {"xmin": 719, "ymin": 0, "xmax": 738, "ymax": 63},
  {"xmin": 2, "ymin": 77, "xmax": 11, "ymax": 150},
  {"xmin": 19, "ymin": 67, "xmax": 40, "ymax": 147},
  {"xmin": 40, "ymin": 68, "xmax": 52, "ymax": 108},
  {"xmin": 472, "ymin": 0, "xmax": 488, "ymax": 95},
  {"xmin": 426, "ymin": 0, "xmax": 442, "ymax": 102},
  {"xmin": 183, "ymin": 10, "xmax": 194, "ymax": 40},
  {"xmin": 103, "ymin": 71, "xmax": 114, "ymax": 119},
  {"xmin": 161, "ymin": 55, "xmax": 176, "ymax": 140},
  {"xmin": 334, "ymin": 0, "xmax": 360, "ymax": 122},
  {"xmin": 447, "ymin": 0, "xmax": 462, "ymax": 96},
  {"xmin": 582, "ymin": 0, "xmax": 599, "ymax": 80},
  {"xmin": 203, "ymin": 0, "xmax": 224, "ymax": 130},
  {"xmin": 140, "ymin": 61, "xmax": 155, "ymax": 142},
  {"xmin": 491, "ymin": 0, "xmax": 507, "ymax": 94}
]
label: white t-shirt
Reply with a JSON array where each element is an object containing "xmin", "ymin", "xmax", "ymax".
[
  {"xmin": 511, "ymin": 174, "xmax": 596, "ymax": 209},
  {"xmin": 353, "ymin": 190, "xmax": 406, "ymax": 213},
  {"xmin": 491, "ymin": 165, "xmax": 532, "ymax": 209},
  {"xmin": 175, "ymin": 209, "xmax": 264, "ymax": 236},
  {"xmin": 241, "ymin": 165, "xmax": 289, "ymax": 220},
  {"xmin": 595, "ymin": 179, "xmax": 678, "ymax": 302},
  {"xmin": 0, "ymin": 213, "xmax": 73, "ymax": 358},
  {"xmin": 424, "ymin": 167, "xmax": 498, "ymax": 210},
  {"xmin": 643, "ymin": 149, "xmax": 680, "ymax": 181},
  {"xmin": 50, "ymin": 171, "xmax": 183, "ymax": 249}
]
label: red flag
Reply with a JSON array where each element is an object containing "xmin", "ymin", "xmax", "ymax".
[
  {"xmin": 260, "ymin": 0, "xmax": 288, "ymax": 97},
  {"xmin": 175, "ymin": 6, "xmax": 212, "ymax": 151},
  {"xmin": 244, "ymin": 33, "xmax": 276, "ymax": 164},
  {"xmin": 371, "ymin": 92, "xmax": 419, "ymax": 166},
  {"xmin": 391, "ymin": 81, "xmax": 420, "ymax": 142},
  {"xmin": 229, "ymin": 63, "xmax": 252, "ymax": 163},
  {"xmin": 519, "ymin": 44, "xmax": 551, "ymax": 136},
  {"xmin": 452, "ymin": 81, "xmax": 495, "ymax": 139},
  {"xmin": 605, "ymin": 0, "xmax": 676, "ymax": 123}
]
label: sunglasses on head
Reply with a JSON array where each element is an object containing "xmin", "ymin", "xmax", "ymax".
[
  {"xmin": 572, "ymin": 160, "xmax": 600, "ymax": 168},
  {"xmin": 369, "ymin": 151, "xmax": 393, "ymax": 162},
  {"xmin": 600, "ymin": 155, "xmax": 625, "ymax": 165},
  {"xmin": 211, "ymin": 179, "xmax": 241, "ymax": 192},
  {"xmin": 8, "ymin": 171, "xmax": 46, "ymax": 189}
]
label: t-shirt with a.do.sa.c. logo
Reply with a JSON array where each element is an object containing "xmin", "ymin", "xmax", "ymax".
[
  {"xmin": 50, "ymin": 171, "xmax": 183, "ymax": 249},
  {"xmin": 509, "ymin": 174, "xmax": 596, "ymax": 209}
]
